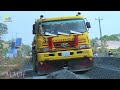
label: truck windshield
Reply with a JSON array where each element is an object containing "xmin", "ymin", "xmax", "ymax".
[{"xmin": 41, "ymin": 19, "xmax": 87, "ymax": 35}]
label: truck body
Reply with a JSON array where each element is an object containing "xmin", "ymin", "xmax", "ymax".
[{"xmin": 32, "ymin": 13, "xmax": 93, "ymax": 75}]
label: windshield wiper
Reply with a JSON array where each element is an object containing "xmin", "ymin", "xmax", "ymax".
[
  {"xmin": 58, "ymin": 32, "xmax": 69, "ymax": 36},
  {"xmin": 45, "ymin": 32, "xmax": 57, "ymax": 36},
  {"xmin": 70, "ymin": 30, "xmax": 82, "ymax": 34}
]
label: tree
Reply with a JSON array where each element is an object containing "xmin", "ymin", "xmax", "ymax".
[
  {"xmin": 0, "ymin": 23, "xmax": 8, "ymax": 51},
  {"xmin": 116, "ymin": 34, "xmax": 120, "ymax": 39},
  {"xmin": 0, "ymin": 23, "xmax": 8, "ymax": 47},
  {"xmin": 101, "ymin": 35, "xmax": 109, "ymax": 41},
  {"xmin": 90, "ymin": 37, "xmax": 99, "ymax": 53},
  {"xmin": 113, "ymin": 47, "xmax": 120, "ymax": 57},
  {"xmin": 110, "ymin": 34, "xmax": 119, "ymax": 41},
  {"xmin": 101, "ymin": 34, "xmax": 120, "ymax": 41},
  {"xmin": 0, "ymin": 40, "xmax": 3, "ymax": 53},
  {"xmin": 0, "ymin": 23, "xmax": 8, "ymax": 36},
  {"xmin": 21, "ymin": 44, "xmax": 31, "ymax": 56},
  {"xmin": 0, "ymin": 23, "xmax": 8, "ymax": 58}
]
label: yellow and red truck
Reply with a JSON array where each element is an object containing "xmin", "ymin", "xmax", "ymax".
[{"xmin": 32, "ymin": 12, "xmax": 93, "ymax": 75}]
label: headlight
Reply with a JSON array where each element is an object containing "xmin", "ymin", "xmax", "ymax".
[
  {"xmin": 78, "ymin": 45, "xmax": 86, "ymax": 49},
  {"xmin": 78, "ymin": 44, "xmax": 91, "ymax": 49}
]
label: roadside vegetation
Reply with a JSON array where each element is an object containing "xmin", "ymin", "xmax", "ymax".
[
  {"xmin": 0, "ymin": 22, "xmax": 31, "ymax": 79},
  {"xmin": 91, "ymin": 34, "xmax": 120, "ymax": 57}
]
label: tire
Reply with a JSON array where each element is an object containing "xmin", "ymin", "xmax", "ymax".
[
  {"xmin": 33, "ymin": 59, "xmax": 38, "ymax": 72},
  {"xmin": 32, "ymin": 50, "xmax": 38, "ymax": 73}
]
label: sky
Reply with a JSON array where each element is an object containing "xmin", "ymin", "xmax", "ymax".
[{"xmin": 0, "ymin": 11, "xmax": 120, "ymax": 46}]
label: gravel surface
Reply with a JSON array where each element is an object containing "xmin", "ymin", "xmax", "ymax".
[
  {"xmin": 46, "ymin": 69, "xmax": 90, "ymax": 79},
  {"xmin": 25, "ymin": 76, "xmax": 47, "ymax": 79},
  {"xmin": 21, "ymin": 59, "xmax": 90, "ymax": 79},
  {"xmin": 83, "ymin": 66, "xmax": 120, "ymax": 79},
  {"xmin": 20, "ymin": 57, "xmax": 120, "ymax": 79},
  {"xmin": 75, "ymin": 57, "xmax": 120, "ymax": 79},
  {"xmin": 94, "ymin": 57, "xmax": 120, "ymax": 68}
]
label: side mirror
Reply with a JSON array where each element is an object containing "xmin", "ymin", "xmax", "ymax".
[
  {"xmin": 33, "ymin": 24, "xmax": 35, "ymax": 30},
  {"xmin": 86, "ymin": 22, "xmax": 91, "ymax": 28},
  {"xmin": 33, "ymin": 24, "xmax": 37, "ymax": 34},
  {"xmin": 33, "ymin": 30, "xmax": 37, "ymax": 34}
]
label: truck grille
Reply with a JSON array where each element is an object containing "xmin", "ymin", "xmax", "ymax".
[{"xmin": 53, "ymin": 41, "xmax": 74, "ymax": 48}]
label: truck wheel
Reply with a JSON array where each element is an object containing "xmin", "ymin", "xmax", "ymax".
[
  {"xmin": 33, "ymin": 60, "xmax": 38, "ymax": 72},
  {"xmin": 33, "ymin": 53, "xmax": 38, "ymax": 73}
]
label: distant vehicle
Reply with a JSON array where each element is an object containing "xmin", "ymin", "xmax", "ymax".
[
  {"xmin": 94, "ymin": 53, "xmax": 98, "ymax": 57},
  {"xmin": 108, "ymin": 51, "xmax": 113, "ymax": 57},
  {"xmin": 32, "ymin": 12, "xmax": 94, "ymax": 75}
]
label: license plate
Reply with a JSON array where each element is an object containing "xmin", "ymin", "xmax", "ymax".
[{"xmin": 62, "ymin": 51, "xmax": 70, "ymax": 57}]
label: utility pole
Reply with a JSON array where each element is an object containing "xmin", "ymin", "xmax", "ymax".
[{"xmin": 95, "ymin": 17, "xmax": 103, "ymax": 56}]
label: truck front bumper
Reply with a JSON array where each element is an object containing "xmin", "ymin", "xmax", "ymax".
[
  {"xmin": 36, "ymin": 49, "xmax": 93, "ymax": 75},
  {"xmin": 37, "ymin": 49, "xmax": 93, "ymax": 62}
]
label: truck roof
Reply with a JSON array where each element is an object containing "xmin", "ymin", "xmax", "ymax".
[{"xmin": 36, "ymin": 16, "xmax": 84, "ymax": 23}]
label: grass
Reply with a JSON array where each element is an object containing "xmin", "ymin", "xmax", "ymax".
[{"xmin": 0, "ymin": 57, "xmax": 27, "ymax": 79}]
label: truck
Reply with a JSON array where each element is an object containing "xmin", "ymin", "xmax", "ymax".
[{"xmin": 32, "ymin": 12, "xmax": 94, "ymax": 75}]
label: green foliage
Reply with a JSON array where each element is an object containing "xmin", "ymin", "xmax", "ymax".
[
  {"xmin": 111, "ymin": 47, "xmax": 120, "ymax": 57},
  {"xmin": 0, "ymin": 41, "xmax": 3, "ymax": 49},
  {"xmin": 21, "ymin": 44, "xmax": 31, "ymax": 56},
  {"xmin": 91, "ymin": 34, "xmax": 120, "ymax": 57},
  {"xmin": 90, "ymin": 37, "xmax": 99, "ymax": 52},
  {"xmin": 0, "ymin": 23, "xmax": 8, "ymax": 56},
  {"xmin": 0, "ymin": 23, "xmax": 8, "ymax": 36},
  {"xmin": 101, "ymin": 34, "xmax": 120, "ymax": 41},
  {"xmin": 0, "ymin": 40, "xmax": 3, "ymax": 54}
]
